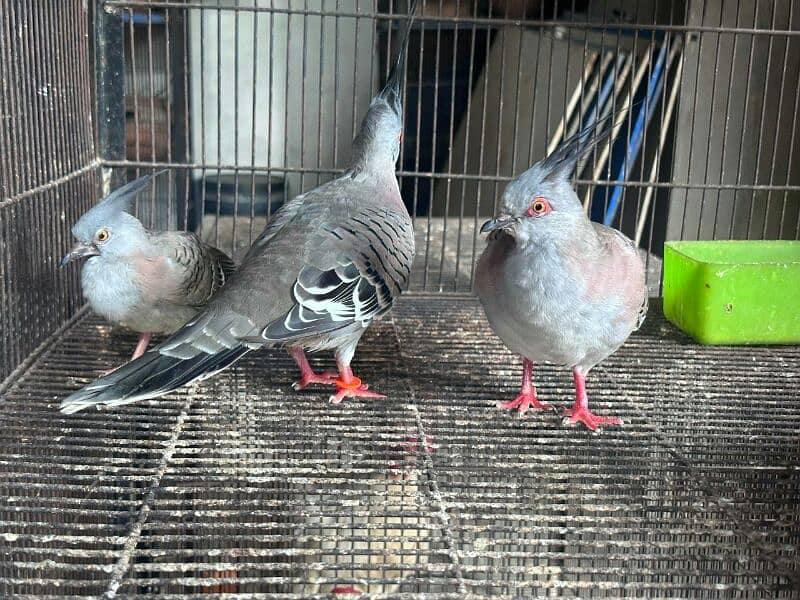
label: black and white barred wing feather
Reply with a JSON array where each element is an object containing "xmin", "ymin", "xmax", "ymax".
[
  {"xmin": 60, "ymin": 198, "xmax": 415, "ymax": 413},
  {"xmin": 262, "ymin": 207, "xmax": 414, "ymax": 343}
]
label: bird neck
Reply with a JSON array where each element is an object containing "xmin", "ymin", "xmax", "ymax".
[
  {"xmin": 347, "ymin": 152, "xmax": 398, "ymax": 180},
  {"xmin": 515, "ymin": 219, "xmax": 600, "ymax": 255}
]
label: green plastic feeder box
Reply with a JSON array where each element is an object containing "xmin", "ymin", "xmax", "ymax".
[{"xmin": 662, "ymin": 241, "xmax": 800, "ymax": 345}]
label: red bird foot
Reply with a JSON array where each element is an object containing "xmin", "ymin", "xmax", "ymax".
[
  {"xmin": 101, "ymin": 331, "xmax": 152, "ymax": 374},
  {"xmin": 289, "ymin": 348, "xmax": 339, "ymax": 390},
  {"xmin": 292, "ymin": 370, "xmax": 338, "ymax": 391},
  {"xmin": 562, "ymin": 405, "xmax": 622, "ymax": 431},
  {"xmin": 497, "ymin": 391, "xmax": 551, "ymax": 415},
  {"xmin": 563, "ymin": 368, "xmax": 623, "ymax": 431},
  {"xmin": 329, "ymin": 377, "xmax": 385, "ymax": 404}
]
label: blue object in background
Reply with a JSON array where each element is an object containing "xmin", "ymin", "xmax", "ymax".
[
  {"xmin": 602, "ymin": 37, "xmax": 670, "ymax": 226},
  {"xmin": 121, "ymin": 12, "xmax": 166, "ymax": 26},
  {"xmin": 581, "ymin": 53, "xmax": 627, "ymax": 135}
]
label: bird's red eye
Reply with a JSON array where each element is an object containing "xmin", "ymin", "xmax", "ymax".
[{"xmin": 526, "ymin": 197, "xmax": 551, "ymax": 217}]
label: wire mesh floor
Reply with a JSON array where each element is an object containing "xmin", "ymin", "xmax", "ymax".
[{"xmin": 1, "ymin": 296, "xmax": 799, "ymax": 598}]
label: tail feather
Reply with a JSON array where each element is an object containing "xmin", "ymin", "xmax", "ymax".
[{"xmin": 60, "ymin": 345, "xmax": 249, "ymax": 414}]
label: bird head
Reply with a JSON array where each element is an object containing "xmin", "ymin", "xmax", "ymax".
[
  {"xmin": 61, "ymin": 171, "xmax": 164, "ymax": 267},
  {"xmin": 481, "ymin": 113, "xmax": 619, "ymax": 245},
  {"xmin": 349, "ymin": 0, "xmax": 417, "ymax": 173},
  {"xmin": 480, "ymin": 165, "xmax": 588, "ymax": 246},
  {"xmin": 352, "ymin": 99, "xmax": 404, "ymax": 168}
]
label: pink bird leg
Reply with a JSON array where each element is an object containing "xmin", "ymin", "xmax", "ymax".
[
  {"xmin": 289, "ymin": 347, "xmax": 337, "ymax": 390},
  {"xmin": 130, "ymin": 332, "xmax": 152, "ymax": 361},
  {"xmin": 329, "ymin": 361, "xmax": 384, "ymax": 404},
  {"xmin": 497, "ymin": 358, "xmax": 551, "ymax": 414},
  {"xmin": 563, "ymin": 367, "xmax": 623, "ymax": 431},
  {"xmin": 102, "ymin": 332, "xmax": 152, "ymax": 375}
]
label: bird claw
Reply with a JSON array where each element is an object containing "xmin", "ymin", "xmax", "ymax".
[
  {"xmin": 292, "ymin": 371, "xmax": 338, "ymax": 390},
  {"xmin": 562, "ymin": 406, "xmax": 622, "ymax": 431},
  {"xmin": 496, "ymin": 391, "xmax": 551, "ymax": 415},
  {"xmin": 329, "ymin": 381, "xmax": 385, "ymax": 404}
]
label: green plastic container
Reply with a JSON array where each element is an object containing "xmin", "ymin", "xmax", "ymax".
[{"xmin": 662, "ymin": 240, "xmax": 800, "ymax": 345}]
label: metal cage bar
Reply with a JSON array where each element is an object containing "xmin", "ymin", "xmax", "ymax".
[
  {"xmin": 91, "ymin": 0, "xmax": 800, "ymax": 294},
  {"xmin": 1, "ymin": 1, "xmax": 799, "ymax": 598},
  {"xmin": 0, "ymin": 1, "xmax": 98, "ymax": 384}
]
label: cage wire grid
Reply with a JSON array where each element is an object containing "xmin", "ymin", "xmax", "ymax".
[
  {"xmin": 97, "ymin": 0, "xmax": 800, "ymax": 290},
  {"xmin": 1, "ymin": 0, "xmax": 800, "ymax": 597},
  {"xmin": 2, "ymin": 298, "xmax": 800, "ymax": 597}
]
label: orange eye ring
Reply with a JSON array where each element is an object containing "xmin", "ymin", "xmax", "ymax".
[
  {"xmin": 526, "ymin": 197, "xmax": 551, "ymax": 217},
  {"xmin": 95, "ymin": 228, "xmax": 110, "ymax": 243}
]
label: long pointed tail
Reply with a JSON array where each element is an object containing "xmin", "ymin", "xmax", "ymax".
[{"xmin": 60, "ymin": 345, "xmax": 249, "ymax": 414}]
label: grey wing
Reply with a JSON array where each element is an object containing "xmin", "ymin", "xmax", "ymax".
[
  {"xmin": 243, "ymin": 193, "xmax": 308, "ymax": 261},
  {"xmin": 154, "ymin": 191, "xmax": 414, "ymax": 358},
  {"xmin": 260, "ymin": 205, "xmax": 415, "ymax": 343},
  {"xmin": 592, "ymin": 223, "xmax": 648, "ymax": 331},
  {"xmin": 608, "ymin": 228, "xmax": 648, "ymax": 330},
  {"xmin": 205, "ymin": 244, "xmax": 236, "ymax": 291},
  {"xmin": 152, "ymin": 194, "xmax": 313, "ymax": 360},
  {"xmin": 169, "ymin": 232, "xmax": 236, "ymax": 307}
]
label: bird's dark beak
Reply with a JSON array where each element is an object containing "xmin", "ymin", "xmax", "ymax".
[
  {"xmin": 480, "ymin": 215, "xmax": 516, "ymax": 234},
  {"xmin": 60, "ymin": 242, "xmax": 99, "ymax": 267}
]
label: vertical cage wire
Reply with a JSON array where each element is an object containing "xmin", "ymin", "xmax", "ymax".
[
  {"xmin": 0, "ymin": 0, "xmax": 97, "ymax": 385},
  {"xmin": 1, "ymin": 299, "xmax": 799, "ymax": 597},
  {"xmin": 100, "ymin": 0, "xmax": 800, "ymax": 297},
  {"xmin": 1, "ymin": 3, "xmax": 799, "ymax": 598},
  {"xmin": 1, "ymin": 2, "xmax": 795, "ymax": 369}
]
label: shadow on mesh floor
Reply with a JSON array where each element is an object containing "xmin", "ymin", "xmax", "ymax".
[{"xmin": 0, "ymin": 296, "xmax": 798, "ymax": 597}]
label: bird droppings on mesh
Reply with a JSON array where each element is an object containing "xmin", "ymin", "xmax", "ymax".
[{"xmin": 1, "ymin": 296, "xmax": 799, "ymax": 597}]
